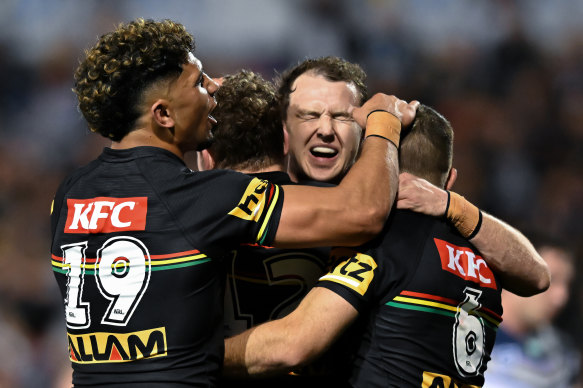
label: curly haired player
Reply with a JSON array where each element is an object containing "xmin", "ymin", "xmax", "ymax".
[{"xmin": 50, "ymin": 19, "xmax": 417, "ymax": 386}]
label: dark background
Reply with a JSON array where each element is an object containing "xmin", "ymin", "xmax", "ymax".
[{"xmin": 0, "ymin": 1, "xmax": 581, "ymax": 386}]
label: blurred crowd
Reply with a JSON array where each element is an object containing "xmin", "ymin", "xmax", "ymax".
[{"xmin": 0, "ymin": 1, "xmax": 581, "ymax": 387}]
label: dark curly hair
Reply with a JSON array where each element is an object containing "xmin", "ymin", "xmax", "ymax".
[
  {"xmin": 210, "ymin": 70, "xmax": 283, "ymax": 170},
  {"xmin": 276, "ymin": 56, "xmax": 368, "ymax": 122},
  {"xmin": 400, "ymin": 104, "xmax": 454, "ymax": 188},
  {"xmin": 73, "ymin": 18, "xmax": 194, "ymax": 141}
]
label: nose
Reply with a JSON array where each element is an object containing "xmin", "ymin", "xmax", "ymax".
[
  {"xmin": 317, "ymin": 114, "xmax": 335, "ymax": 141},
  {"xmin": 205, "ymin": 74, "xmax": 219, "ymax": 96}
]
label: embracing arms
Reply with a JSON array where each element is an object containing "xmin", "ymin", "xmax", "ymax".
[
  {"xmin": 224, "ymin": 287, "xmax": 358, "ymax": 377},
  {"xmin": 396, "ymin": 172, "xmax": 550, "ymax": 296},
  {"xmin": 273, "ymin": 95, "xmax": 419, "ymax": 248}
]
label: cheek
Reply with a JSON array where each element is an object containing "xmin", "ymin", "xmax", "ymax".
[
  {"xmin": 340, "ymin": 125, "xmax": 362, "ymax": 153},
  {"xmin": 289, "ymin": 126, "xmax": 313, "ymax": 149}
]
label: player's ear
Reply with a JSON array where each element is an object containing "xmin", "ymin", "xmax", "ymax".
[
  {"xmin": 152, "ymin": 99, "xmax": 175, "ymax": 129},
  {"xmin": 197, "ymin": 149, "xmax": 215, "ymax": 171},
  {"xmin": 283, "ymin": 124, "xmax": 289, "ymax": 157},
  {"xmin": 445, "ymin": 167, "xmax": 457, "ymax": 190}
]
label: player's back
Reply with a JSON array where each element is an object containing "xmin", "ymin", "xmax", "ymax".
[
  {"xmin": 222, "ymin": 171, "xmax": 333, "ymax": 388},
  {"xmin": 51, "ymin": 147, "xmax": 283, "ymax": 387},
  {"xmin": 321, "ymin": 210, "xmax": 503, "ymax": 387}
]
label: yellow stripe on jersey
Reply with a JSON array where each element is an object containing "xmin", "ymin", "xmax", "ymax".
[
  {"xmin": 319, "ymin": 253, "xmax": 377, "ymax": 296},
  {"xmin": 256, "ymin": 184, "xmax": 280, "ymax": 242},
  {"xmin": 229, "ymin": 178, "xmax": 269, "ymax": 223}
]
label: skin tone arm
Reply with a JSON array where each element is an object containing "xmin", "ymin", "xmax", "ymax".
[
  {"xmin": 224, "ymin": 287, "xmax": 358, "ymax": 377},
  {"xmin": 273, "ymin": 94, "xmax": 419, "ymax": 248},
  {"xmin": 396, "ymin": 172, "xmax": 550, "ymax": 296}
]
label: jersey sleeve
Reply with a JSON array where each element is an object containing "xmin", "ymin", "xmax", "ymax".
[
  {"xmin": 163, "ymin": 170, "xmax": 284, "ymax": 254},
  {"xmin": 315, "ymin": 248, "xmax": 380, "ymax": 313},
  {"xmin": 315, "ymin": 212, "xmax": 425, "ymax": 313}
]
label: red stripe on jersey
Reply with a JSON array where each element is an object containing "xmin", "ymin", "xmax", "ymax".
[
  {"xmin": 52, "ymin": 249, "xmax": 202, "ymax": 262},
  {"xmin": 400, "ymin": 290, "xmax": 458, "ymax": 306}
]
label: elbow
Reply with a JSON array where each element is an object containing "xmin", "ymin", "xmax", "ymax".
[
  {"xmin": 509, "ymin": 262, "xmax": 551, "ymax": 297},
  {"xmin": 528, "ymin": 257, "xmax": 552, "ymax": 295},
  {"xmin": 351, "ymin": 205, "xmax": 388, "ymax": 245},
  {"xmin": 536, "ymin": 263, "xmax": 552, "ymax": 293},
  {"xmin": 245, "ymin": 339, "xmax": 312, "ymax": 376},
  {"xmin": 261, "ymin": 342, "xmax": 312, "ymax": 372},
  {"xmin": 281, "ymin": 343, "xmax": 319, "ymax": 370}
]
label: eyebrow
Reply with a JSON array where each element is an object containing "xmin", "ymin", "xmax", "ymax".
[
  {"xmin": 297, "ymin": 108, "xmax": 320, "ymax": 115},
  {"xmin": 331, "ymin": 110, "xmax": 351, "ymax": 116}
]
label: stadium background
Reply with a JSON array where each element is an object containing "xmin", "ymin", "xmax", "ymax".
[{"xmin": 0, "ymin": 1, "xmax": 581, "ymax": 386}]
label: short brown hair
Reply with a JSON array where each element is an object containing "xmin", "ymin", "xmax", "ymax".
[
  {"xmin": 399, "ymin": 105, "xmax": 454, "ymax": 188},
  {"xmin": 210, "ymin": 70, "xmax": 283, "ymax": 170},
  {"xmin": 276, "ymin": 56, "xmax": 367, "ymax": 122},
  {"xmin": 73, "ymin": 18, "xmax": 194, "ymax": 141}
]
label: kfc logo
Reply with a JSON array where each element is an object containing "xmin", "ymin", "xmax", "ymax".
[
  {"xmin": 434, "ymin": 238, "xmax": 497, "ymax": 289},
  {"xmin": 65, "ymin": 197, "xmax": 147, "ymax": 233}
]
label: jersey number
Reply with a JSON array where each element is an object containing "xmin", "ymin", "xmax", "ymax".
[
  {"xmin": 61, "ymin": 236, "xmax": 151, "ymax": 328},
  {"xmin": 452, "ymin": 287, "xmax": 485, "ymax": 376},
  {"xmin": 224, "ymin": 251, "xmax": 326, "ymax": 334}
]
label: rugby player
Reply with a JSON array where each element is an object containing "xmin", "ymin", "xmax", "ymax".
[
  {"xmin": 225, "ymin": 105, "xmax": 505, "ymax": 387},
  {"xmin": 50, "ymin": 19, "xmax": 417, "ymax": 387},
  {"xmin": 198, "ymin": 70, "xmax": 339, "ymax": 387},
  {"xmin": 277, "ymin": 56, "xmax": 549, "ymax": 295}
]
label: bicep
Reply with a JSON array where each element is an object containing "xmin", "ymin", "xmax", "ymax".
[{"xmin": 273, "ymin": 185, "xmax": 377, "ymax": 248}]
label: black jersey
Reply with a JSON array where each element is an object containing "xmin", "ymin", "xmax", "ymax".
[
  {"xmin": 317, "ymin": 210, "xmax": 503, "ymax": 388},
  {"xmin": 222, "ymin": 171, "xmax": 332, "ymax": 388},
  {"xmin": 50, "ymin": 147, "xmax": 284, "ymax": 387},
  {"xmin": 223, "ymin": 171, "xmax": 330, "ymax": 337}
]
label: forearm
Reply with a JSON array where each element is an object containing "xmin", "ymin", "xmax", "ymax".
[
  {"xmin": 223, "ymin": 327, "xmax": 255, "ymax": 378},
  {"xmin": 469, "ymin": 213, "xmax": 550, "ymax": 296},
  {"xmin": 337, "ymin": 110, "xmax": 402, "ymax": 232},
  {"xmin": 396, "ymin": 175, "xmax": 550, "ymax": 296},
  {"xmin": 224, "ymin": 323, "xmax": 299, "ymax": 378},
  {"xmin": 338, "ymin": 134, "xmax": 399, "ymax": 231},
  {"xmin": 445, "ymin": 191, "xmax": 550, "ymax": 295},
  {"xmin": 223, "ymin": 287, "xmax": 358, "ymax": 377}
]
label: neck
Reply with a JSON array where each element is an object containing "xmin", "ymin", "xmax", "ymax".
[
  {"xmin": 112, "ymin": 128, "xmax": 185, "ymax": 160},
  {"xmin": 285, "ymin": 155, "xmax": 300, "ymax": 183},
  {"xmin": 237, "ymin": 162, "xmax": 285, "ymax": 174}
]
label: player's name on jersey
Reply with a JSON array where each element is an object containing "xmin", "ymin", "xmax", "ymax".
[{"xmin": 68, "ymin": 327, "xmax": 167, "ymax": 363}]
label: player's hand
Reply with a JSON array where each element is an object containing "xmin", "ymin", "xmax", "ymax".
[
  {"xmin": 396, "ymin": 172, "xmax": 448, "ymax": 216},
  {"xmin": 353, "ymin": 93, "xmax": 419, "ymax": 129}
]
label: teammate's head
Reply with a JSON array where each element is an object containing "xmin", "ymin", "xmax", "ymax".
[
  {"xmin": 277, "ymin": 57, "xmax": 368, "ymax": 184},
  {"xmin": 399, "ymin": 104, "xmax": 454, "ymax": 189},
  {"xmin": 201, "ymin": 70, "xmax": 284, "ymax": 172},
  {"xmin": 74, "ymin": 18, "xmax": 217, "ymax": 150}
]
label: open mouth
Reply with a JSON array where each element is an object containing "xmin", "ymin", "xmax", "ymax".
[
  {"xmin": 310, "ymin": 146, "xmax": 338, "ymax": 158},
  {"xmin": 208, "ymin": 115, "xmax": 217, "ymax": 126}
]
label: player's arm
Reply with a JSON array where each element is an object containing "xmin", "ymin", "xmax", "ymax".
[
  {"xmin": 396, "ymin": 172, "xmax": 550, "ymax": 296},
  {"xmin": 224, "ymin": 287, "xmax": 358, "ymax": 377},
  {"xmin": 273, "ymin": 94, "xmax": 419, "ymax": 248}
]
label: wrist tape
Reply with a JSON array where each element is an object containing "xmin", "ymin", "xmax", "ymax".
[
  {"xmin": 445, "ymin": 191, "xmax": 483, "ymax": 239},
  {"xmin": 365, "ymin": 110, "xmax": 401, "ymax": 148}
]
